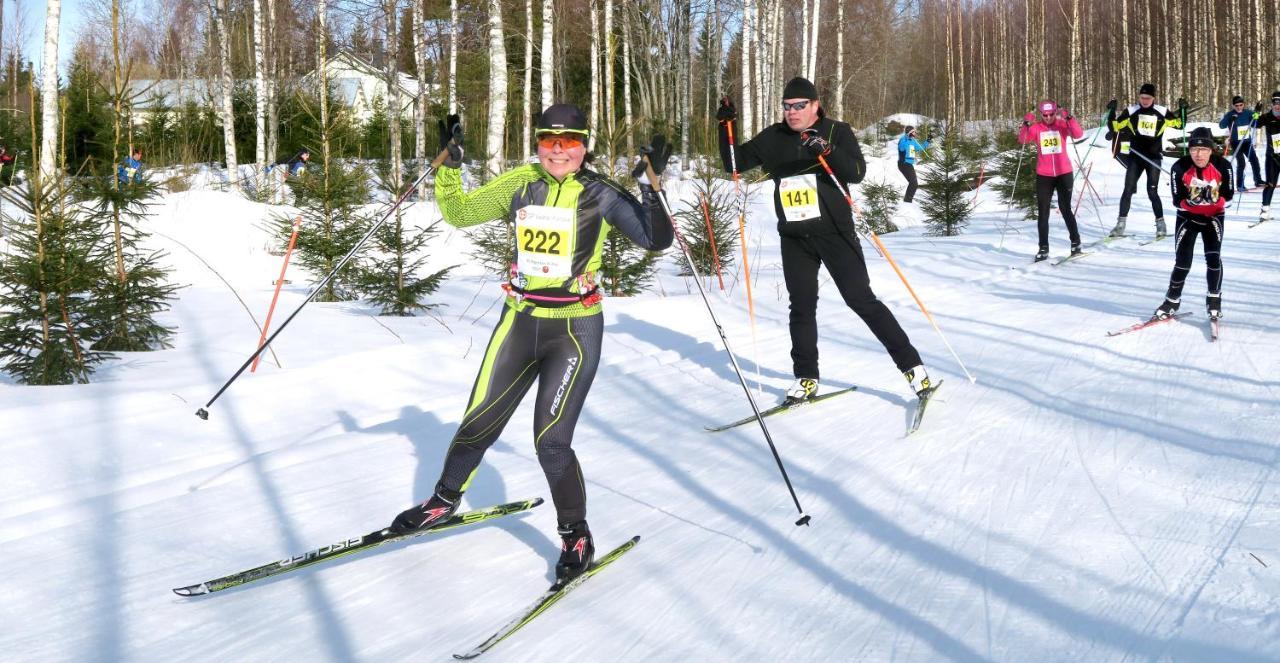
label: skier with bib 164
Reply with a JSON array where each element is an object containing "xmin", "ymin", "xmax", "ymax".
[
  {"xmin": 1253, "ymin": 92, "xmax": 1280, "ymax": 224},
  {"xmin": 1105, "ymin": 83, "xmax": 1187, "ymax": 239},
  {"xmin": 716, "ymin": 77, "xmax": 934, "ymax": 406},
  {"xmin": 1152, "ymin": 127, "xmax": 1232, "ymax": 322},
  {"xmin": 387, "ymin": 105, "xmax": 673, "ymax": 583},
  {"xmin": 1017, "ymin": 99, "xmax": 1084, "ymax": 262}
]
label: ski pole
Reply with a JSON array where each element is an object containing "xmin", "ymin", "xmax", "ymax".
[
  {"xmin": 252, "ymin": 216, "xmax": 302, "ymax": 373},
  {"xmin": 1000, "ymin": 145, "xmax": 1027, "ymax": 248},
  {"xmin": 643, "ymin": 157, "xmax": 811, "ymax": 527},
  {"xmin": 1125, "ymin": 148, "xmax": 1173, "ymax": 176},
  {"xmin": 814, "ymin": 153, "xmax": 976, "ymax": 384},
  {"xmin": 196, "ymin": 142, "xmax": 457, "ymax": 420},
  {"xmin": 724, "ymin": 116, "xmax": 763, "ymax": 393}
]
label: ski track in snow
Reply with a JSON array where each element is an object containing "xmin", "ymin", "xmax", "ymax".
[{"xmin": 2, "ymin": 139, "xmax": 1279, "ymax": 661}]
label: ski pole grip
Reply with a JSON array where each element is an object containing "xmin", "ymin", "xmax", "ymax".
[
  {"xmin": 429, "ymin": 143, "xmax": 455, "ymax": 169},
  {"xmin": 643, "ymin": 158, "xmax": 662, "ymax": 191}
]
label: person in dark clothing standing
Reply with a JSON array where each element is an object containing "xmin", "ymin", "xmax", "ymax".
[
  {"xmin": 1254, "ymin": 92, "xmax": 1280, "ymax": 223},
  {"xmin": 387, "ymin": 105, "xmax": 673, "ymax": 582},
  {"xmin": 716, "ymin": 77, "xmax": 931, "ymax": 404},
  {"xmin": 1105, "ymin": 83, "xmax": 1186, "ymax": 238},
  {"xmin": 1152, "ymin": 127, "xmax": 1232, "ymax": 321},
  {"xmin": 897, "ymin": 126, "xmax": 929, "ymax": 203},
  {"xmin": 1218, "ymin": 95, "xmax": 1263, "ymax": 190}
]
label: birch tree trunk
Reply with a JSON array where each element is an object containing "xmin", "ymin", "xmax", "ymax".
[
  {"xmin": 414, "ymin": 0, "xmax": 427, "ymax": 164},
  {"xmin": 37, "ymin": 0, "xmax": 61, "ymax": 186},
  {"xmin": 449, "ymin": 0, "xmax": 458, "ymax": 113},
  {"xmin": 622, "ymin": 6, "xmax": 634, "ymax": 154},
  {"xmin": 266, "ymin": 0, "xmax": 278, "ymax": 162},
  {"xmin": 385, "ymin": 0, "xmax": 402, "ymax": 190},
  {"xmin": 589, "ymin": 0, "xmax": 600, "ymax": 136},
  {"xmin": 835, "ymin": 0, "xmax": 843, "ymax": 118},
  {"xmin": 740, "ymin": 0, "xmax": 754, "ymax": 138},
  {"xmin": 486, "ymin": 0, "xmax": 508, "ymax": 177},
  {"xmin": 603, "ymin": 0, "xmax": 614, "ymax": 172},
  {"xmin": 252, "ymin": 0, "xmax": 267, "ymax": 192},
  {"xmin": 522, "ymin": 0, "xmax": 533, "ymax": 156},
  {"xmin": 800, "ymin": 0, "xmax": 809, "ymax": 80},
  {"xmin": 318, "ymin": 0, "xmax": 330, "ymax": 174},
  {"xmin": 210, "ymin": 0, "xmax": 238, "ymax": 192},
  {"xmin": 807, "ymin": 0, "xmax": 820, "ymax": 82},
  {"xmin": 540, "ymin": 0, "xmax": 553, "ymax": 108}
]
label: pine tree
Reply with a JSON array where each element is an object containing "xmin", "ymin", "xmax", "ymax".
[
  {"xmin": 600, "ymin": 231, "xmax": 660, "ymax": 297},
  {"xmin": 989, "ymin": 145, "xmax": 1037, "ymax": 220},
  {"xmin": 0, "ymin": 183, "xmax": 111, "ymax": 384},
  {"xmin": 464, "ymin": 214, "xmax": 515, "ymax": 277},
  {"xmin": 276, "ymin": 160, "xmax": 371, "ymax": 302},
  {"xmin": 356, "ymin": 160, "xmax": 456, "ymax": 315},
  {"xmin": 918, "ymin": 129, "xmax": 975, "ymax": 237},
  {"xmin": 856, "ymin": 180, "xmax": 901, "ymax": 235},
  {"xmin": 672, "ymin": 166, "xmax": 737, "ymax": 280}
]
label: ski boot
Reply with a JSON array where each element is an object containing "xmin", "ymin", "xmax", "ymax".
[
  {"xmin": 785, "ymin": 377, "xmax": 819, "ymax": 403},
  {"xmin": 1034, "ymin": 248, "xmax": 1049, "ymax": 262},
  {"xmin": 1261, "ymin": 206, "xmax": 1271, "ymax": 223},
  {"xmin": 1206, "ymin": 294, "xmax": 1221, "ymax": 320},
  {"xmin": 555, "ymin": 520, "xmax": 595, "ymax": 583},
  {"xmin": 1070, "ymin": 242, "xmax": 1083, "ymax": 256},
  {"xmin": 1108, "ymin": 216, "xmax": 1127, "ymax": 237},
  {"xmin": 903, "ymin": 365, "xmax": 933, "ymax": 398},
  {"xmin": 389, "ymin": 486, "xmax": 461, "ymax": 534},
  {"xmin": 1153, "ymin": 298, "xmax": 1180, "ymax": 321},
  {"xmin": 1154, "ymin": 217, "xmax": 1167, "ymax": 239}
]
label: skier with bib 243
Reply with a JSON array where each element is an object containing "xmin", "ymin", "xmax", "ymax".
[
  {"xmin": 1018, "ymin": 99, "xmax": 1083, "ymax": 262},
  {"xmin": 716, "ymin": 77, "xmax": 933, "ymax": 405},
  {"xmin": 387, "ymin": 105, "xmax": 673, "ymax": 583}
]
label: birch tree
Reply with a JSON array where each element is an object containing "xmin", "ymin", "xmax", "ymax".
[
  {"xmin": 486, "ymin": 0, "xmax": 508, "ymax": 177},
  {"xmin": 739, "ymin": 0, "xmax": 754, "ymax": 138},
  {"xmin": 253, "ymin": 0, "xmax": 267, "ymax": 193},
  {"xmin": 208, "ymin": 0, "xmax": 238, "ymax": 192},
  {"xmin": 448, "ymin": 0, "xmax": 458, "ymax": 113},
  {"xmin": 385, "ymin": 0, "xmax": 402, "ymax": 190},
  {"xmin": 541, "ymin": 0, "xmax": 553, "ymax": 108},
  {"xmin": 37, "ymin": 0, "xmax": 60, "ymax": 185},
  {"xmin": 522, "ymin": 0, "xmax": 533, "ymax": 155}
]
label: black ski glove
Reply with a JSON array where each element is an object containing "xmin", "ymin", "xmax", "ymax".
[
  {"xmin": 1256, "ymin": 102, "xmax": 1265, "ymax": 113},
  {"xmin": 1177, "ymin": 97, "xmax": 1189, "ymax": 113},
  {"xmin": 800, "ymin": 130, "xmax": 833, "ymax": 157},
  {"xmin": 631, "ymin": 135, "xmax": 673, "ymax": 180},
  {"xmin": 1106, "ymin": 98, "xmax": 1118, "ymax": 111},
  {"xmin": 716, "ymin": 96, "xmax": 737, "ymax": 123},
  {"xmin": 437, "ymin": 114, "xmax": 463, "ymax": 168}
]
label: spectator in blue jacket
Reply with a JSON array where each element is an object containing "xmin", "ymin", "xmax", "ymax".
[
  {"xmin": 1219, "ymin": 95, "xmax": 1262, "ymax": 189},
  {"xmin": 286, "ymin": 149, "xmax": 311, "ymax": 177},
  {"xmin": 117, "ymin": 147, "xmax": 143, "ymax": 185},
  {"xmin": 897, "ymin": 127, "xmax": 929, "ymax": 202}
]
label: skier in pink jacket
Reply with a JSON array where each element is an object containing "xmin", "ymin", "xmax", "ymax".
[{"xmin": 1018, "ymin": 99, "xmax": 1085, "ymax": 261}]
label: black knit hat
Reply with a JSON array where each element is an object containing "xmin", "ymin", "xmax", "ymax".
[
  {"xmin": 535, "ymin": 103, "xmax": 589, "ymax": 135},
  {"xmin": 783, "ymin": 77, "xmax": 819, "ymax": 100},
  {"xmin": 1139, "ymin": 82, "xmax": 1156, "ymax": 96},
  {"xmin": 1232, "ymin": 95, "xmax": 1245, "ymax": 105},
  {"xmin": 1272, "ymin": 91, "xmax": 1280, "ymax": 103},
  {"xmin": 1187, "ymin": 127, "xmax": 1215, "ymax": 149}
]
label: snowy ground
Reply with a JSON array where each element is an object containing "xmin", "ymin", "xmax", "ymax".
[{"xmin": 2, "ymin": 128, "xmax": 1279, "ymax": 662}]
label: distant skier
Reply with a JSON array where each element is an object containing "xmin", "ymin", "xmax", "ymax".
[
  {"xmin": 1254, "ymin": 92, "xmax": 1280, "ymax": 223},
  {"xmin": 716, "ymin": 77, "xmax": 933, "ymax": 405},
  {"xmin": 896, "ymin": 126, "xmax": 928, "ymax": 203},
  {"xmin": 1152, "ymin": 127, "xmax": 1232, "ymax": 321},
  {"xmin": 285, "ymin": 149, "xmax": 310, "ymax": 177},
  {"xmin": 1218, "ymin": 95, "xmax": 1263, "ymax": 190},
  {"xmin": 117, "ymin": 147, "xmax": 143, "ymax": 185},
  {"xmin": 1017, "ymin": 99, "xmax": 1083, "ymax": 262},
  {"xmin": 1105, "ymin": 83, "xmax": 1186, "ymax": 238},
  {"xmin": 386, "ymin": 105, "xmax": 673, "ymax": 583},
  {"xmin": 0, "ymin": 145, "xmax": 14, "ymax": 186}
]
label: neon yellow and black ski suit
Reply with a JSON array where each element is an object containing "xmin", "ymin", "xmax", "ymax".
[{"xmin": 431, "ymin": 163, "xmax": 672, "ymax": 525}]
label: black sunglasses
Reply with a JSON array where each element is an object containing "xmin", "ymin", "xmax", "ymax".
[{"xmin": 781, "ymin": 100, "xmax": 811, "ymax": 111}]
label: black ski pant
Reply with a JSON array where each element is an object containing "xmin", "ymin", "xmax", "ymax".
[
  {"xmin": 436, "ymin": 305, "xmax": 602, "ymax": 526},
  {"xmin": 1118, "ymin": 156, "xmax": 1164, "ymax": 219},
  {"xmin": 780, "ymin": 232, "xmax": 922, "ymax": 379},
  {"xmin": 1034, "ymin": 173, "xmax": 1081, "ymax": 251},
  {"xmin": 1164, "ymin": 213, "xmax": 1223, "ymax": 303},
  {"xmin": 1263, "ymin": 153, "xmax": 1280, "ymax": 207},
  {"xmin": 1232, "ymin": 141, "xmax": 1262, "ymax": 188},
  {"xmin": 898, "ymin": 162, "xmax": 919, "ymax": 202}
]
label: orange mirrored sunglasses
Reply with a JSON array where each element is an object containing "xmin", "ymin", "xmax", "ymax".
[{"xmin": 537, "ymin": 133, "xmax": 585, "ymax": 150}]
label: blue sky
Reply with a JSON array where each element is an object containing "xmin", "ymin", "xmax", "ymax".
[{"xmin": 11, "ymin": 0, "xmax": 88, "ymax": 76}]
